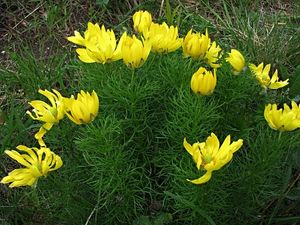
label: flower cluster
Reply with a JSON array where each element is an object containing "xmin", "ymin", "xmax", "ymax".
[
  {"xmin": 2, "ymin": 9, "xmax": 297, "ymax": 189},
  {"xmin": 67, "ymin": 10, "xmax": 224, "ymax": 70},
  {"xmin": 66, "ymin": 10, "xmax": 296, "ymax": 185},
  {"xmin": 27, "ymin": 89, "xmax": 99, "ymax": 146},
  {"xmin": 1, "ymin": 89, "xmax": 99, "ymax": 188}
]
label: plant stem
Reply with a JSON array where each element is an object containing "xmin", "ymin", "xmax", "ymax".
[
  {"xmin": 278, "ymin": 131, "xmax": 282, "ymax": 142},
  {"xmin": 131, "ymin": 68, "xmax": 136, "ymax": 84},
  {"xmin": 188, "ymin": 57, "xmax": 193, "ymax": 70},
  {"xmin": 30, "ymin": 185, "xmax": 40, "ymax": 206}
]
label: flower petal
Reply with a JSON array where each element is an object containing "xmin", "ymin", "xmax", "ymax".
[{"xmin": 187, "ymin": 171, "xmax": 213, "ymax": 185}]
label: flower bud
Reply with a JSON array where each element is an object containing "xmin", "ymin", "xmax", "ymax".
[
  {"xmin": 133, "ymin": 10, "xmax": 152, "ymax": 34},
  {"xmin": 191, "ymin": 67, "xmax": 217, "ymax": 96},
  {"xmin": 64, "ymin": 90, "xmax": 99, "ymax": 125},
  {"xmin": 182, "ymin": 29, "xmax": 210, "ymax": 59},
  {"xmin": 226, "ymin": 49, "xmax": 245, "ymax": 74},
  {"xmin": 121, "ymin": 33, "xmax": 151, "ymax": 68}
]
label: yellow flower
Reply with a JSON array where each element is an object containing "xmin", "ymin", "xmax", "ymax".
[
  {"xmin": 264, "ymin": 101, "xmax": 300, "ymax": 131},
  {"xmin": 64, "ymin": 90, "xmax": 99, "ymax": 125},
  {"xmin": 226, "ymin": 49, "xmax": 245, "ymax": 74},
  {"xmin": 182, "ymin": 29, "xmax": 210, "ymax": 59},
  {"xmin": 249, "ymin": 62, "xmax": 289, "ymax": 89},
  {"xmin": 204, "ymin": 41, "xmax": 222, "ymax": 68},
  {"xmin": 27, "ymin": 89, "xmax": 65, "ymax": 146},
  {"xmin": 1, "ymin": 145, "xmax": 63, "ymax": 188},
  {"xmin": 27, "ymin": 89, "xmax": 65, "ymax": 124},
  {"xmin": 183, "ymin": 133, "xmax": 243, "ymax": 184},
  {"xmin": 68, "ymin": 22, "xmax": 110, "ymax": 47},
  {"xmin": 143, "ymin": 22, "xmax": 182, "ymax": 53},
  {"xmin": 67, "ymin": 22, "xmax": 124, "ymax": 64},
  {"xmin": 133, "ymin": 10, "xmax": 152, "ymax": 34},
  {"xmin": 191, "ymin": 67, "xmax": 217, "ymax": 96},
  {"xmin": 121, "ymin": 33, "xmax": 151, "ymax": 68}
]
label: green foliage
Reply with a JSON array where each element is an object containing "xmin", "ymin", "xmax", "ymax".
[
  {"xmin": 1, "ymin": 0, "xmax": 300, "ymax": 225},
  {"xmin": 181, "ymin": 0, "xmax": 300, "ymax": 69},
  {"xmin": 95, "ymin": 0, "xmax": 110, "ymax": 7},
  {"xmin": 289, "ymin": 65, "xmax": 300, "ymax": 99},
  {"xmin": 0, "ymin": 49, "xmax": 72, "ymax": 98},
  {"xmin": 133, "ymin": 213, "xmax": 172, "ymax": 225},
  {"xmin": 164, "ymin": 0, "xmax": 182, "ymax": 26},
  {"xmin": 74, "ymin": 116, "xmax": 149, "ymax": 224},
  {"xmin": 0, "ymin": 96, "xmax": 34, "ymax": 149}
]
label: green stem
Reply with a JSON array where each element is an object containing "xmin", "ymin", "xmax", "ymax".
[
  {"xmin": 29, "ymin": 185, "xmax": 40, "ymax": 206},
  {"xmin": 278, "ymin": 131, "xmax": 282, "ymax": 142},
  {"xmin": 131, "ymin": 68, "xmax": 136, "ymax": 84},
  {"xmin": 188, "ymin": 57, "xmax": 193, "ymax": 70},
  {"xmin": 147, "ymin": 53, "xmax": 156, "ymax": 68},
  {"xmin": 130, "ymin": 68, "xmax": 137, "ymax": 125}
]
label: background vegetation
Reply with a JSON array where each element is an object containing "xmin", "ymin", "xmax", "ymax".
[{"xmin": 1, "ymin": 0, "xmax": 300, "ymax": 224}]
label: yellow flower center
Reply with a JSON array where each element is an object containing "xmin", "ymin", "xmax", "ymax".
[
  {"xmin": 49, "ymin": 107, "xmax": 58, "ymax": 118},
  {"xmin": 37, "ymin": 164, "xmax": 42, "ymax": 173},
  {"xmin": 203, "ymin": 154, "xmax": 212, "ymax": 164}
]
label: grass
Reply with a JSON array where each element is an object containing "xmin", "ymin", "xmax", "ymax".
[{"xmin": 1, "ymin": 0, "xmax": 300, "ymax": 224}]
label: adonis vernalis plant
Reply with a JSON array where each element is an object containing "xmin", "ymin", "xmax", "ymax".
[
  {"xmin": 1, "ymin": 6, "xmax": 299, "ymax": 225},
  {"xmin": 1, "ymin": 89, "xmax": 99, "ymax": 190}
]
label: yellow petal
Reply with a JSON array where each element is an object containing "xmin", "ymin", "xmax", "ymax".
[
  {"xmin": 205, "ymin": 133, "xmax": 220, "ymax": 157},
  {"xmin": 112, "ymin": 32, "xmax": 127, "ymax": 61},
  {"xmin": 183, "ymin": 138, "xmax": 194, "ymax": 156},
  {"xmin": 229, "ymin": 139, "xmax": 243, "ymax": 154},
  {"xmin": 34, "ymin": 123, "xmax": 54, "ymax": 140},
  {"xmin": 76, "ymin": 48, "xmax": 97, "ymax": 63},
  {"xmin": 187, "ymin": 171, "xmax": 212, "ymax": 185},
  {"xmin": 5, "ymin": 150, "xmax": 32, "ymax": 168},
  {"xmin": 268, "ymin": 80, "xmax": 289, "ymax": 89},
  {"xmin": 16, "ymin": 145, "xmax": 38, "ymax": 162},
  {"xmin": 67, "ymin": 31, "xmax": 85, "ymax": 46},
  {"xmin": 49, "ymin": 155, "xmax": 63, "ymax": 171}
]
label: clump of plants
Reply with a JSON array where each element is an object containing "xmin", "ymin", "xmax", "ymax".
[{"xmin": 1, "ymin": 8, "xmax": 299, "ymax": 225}]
